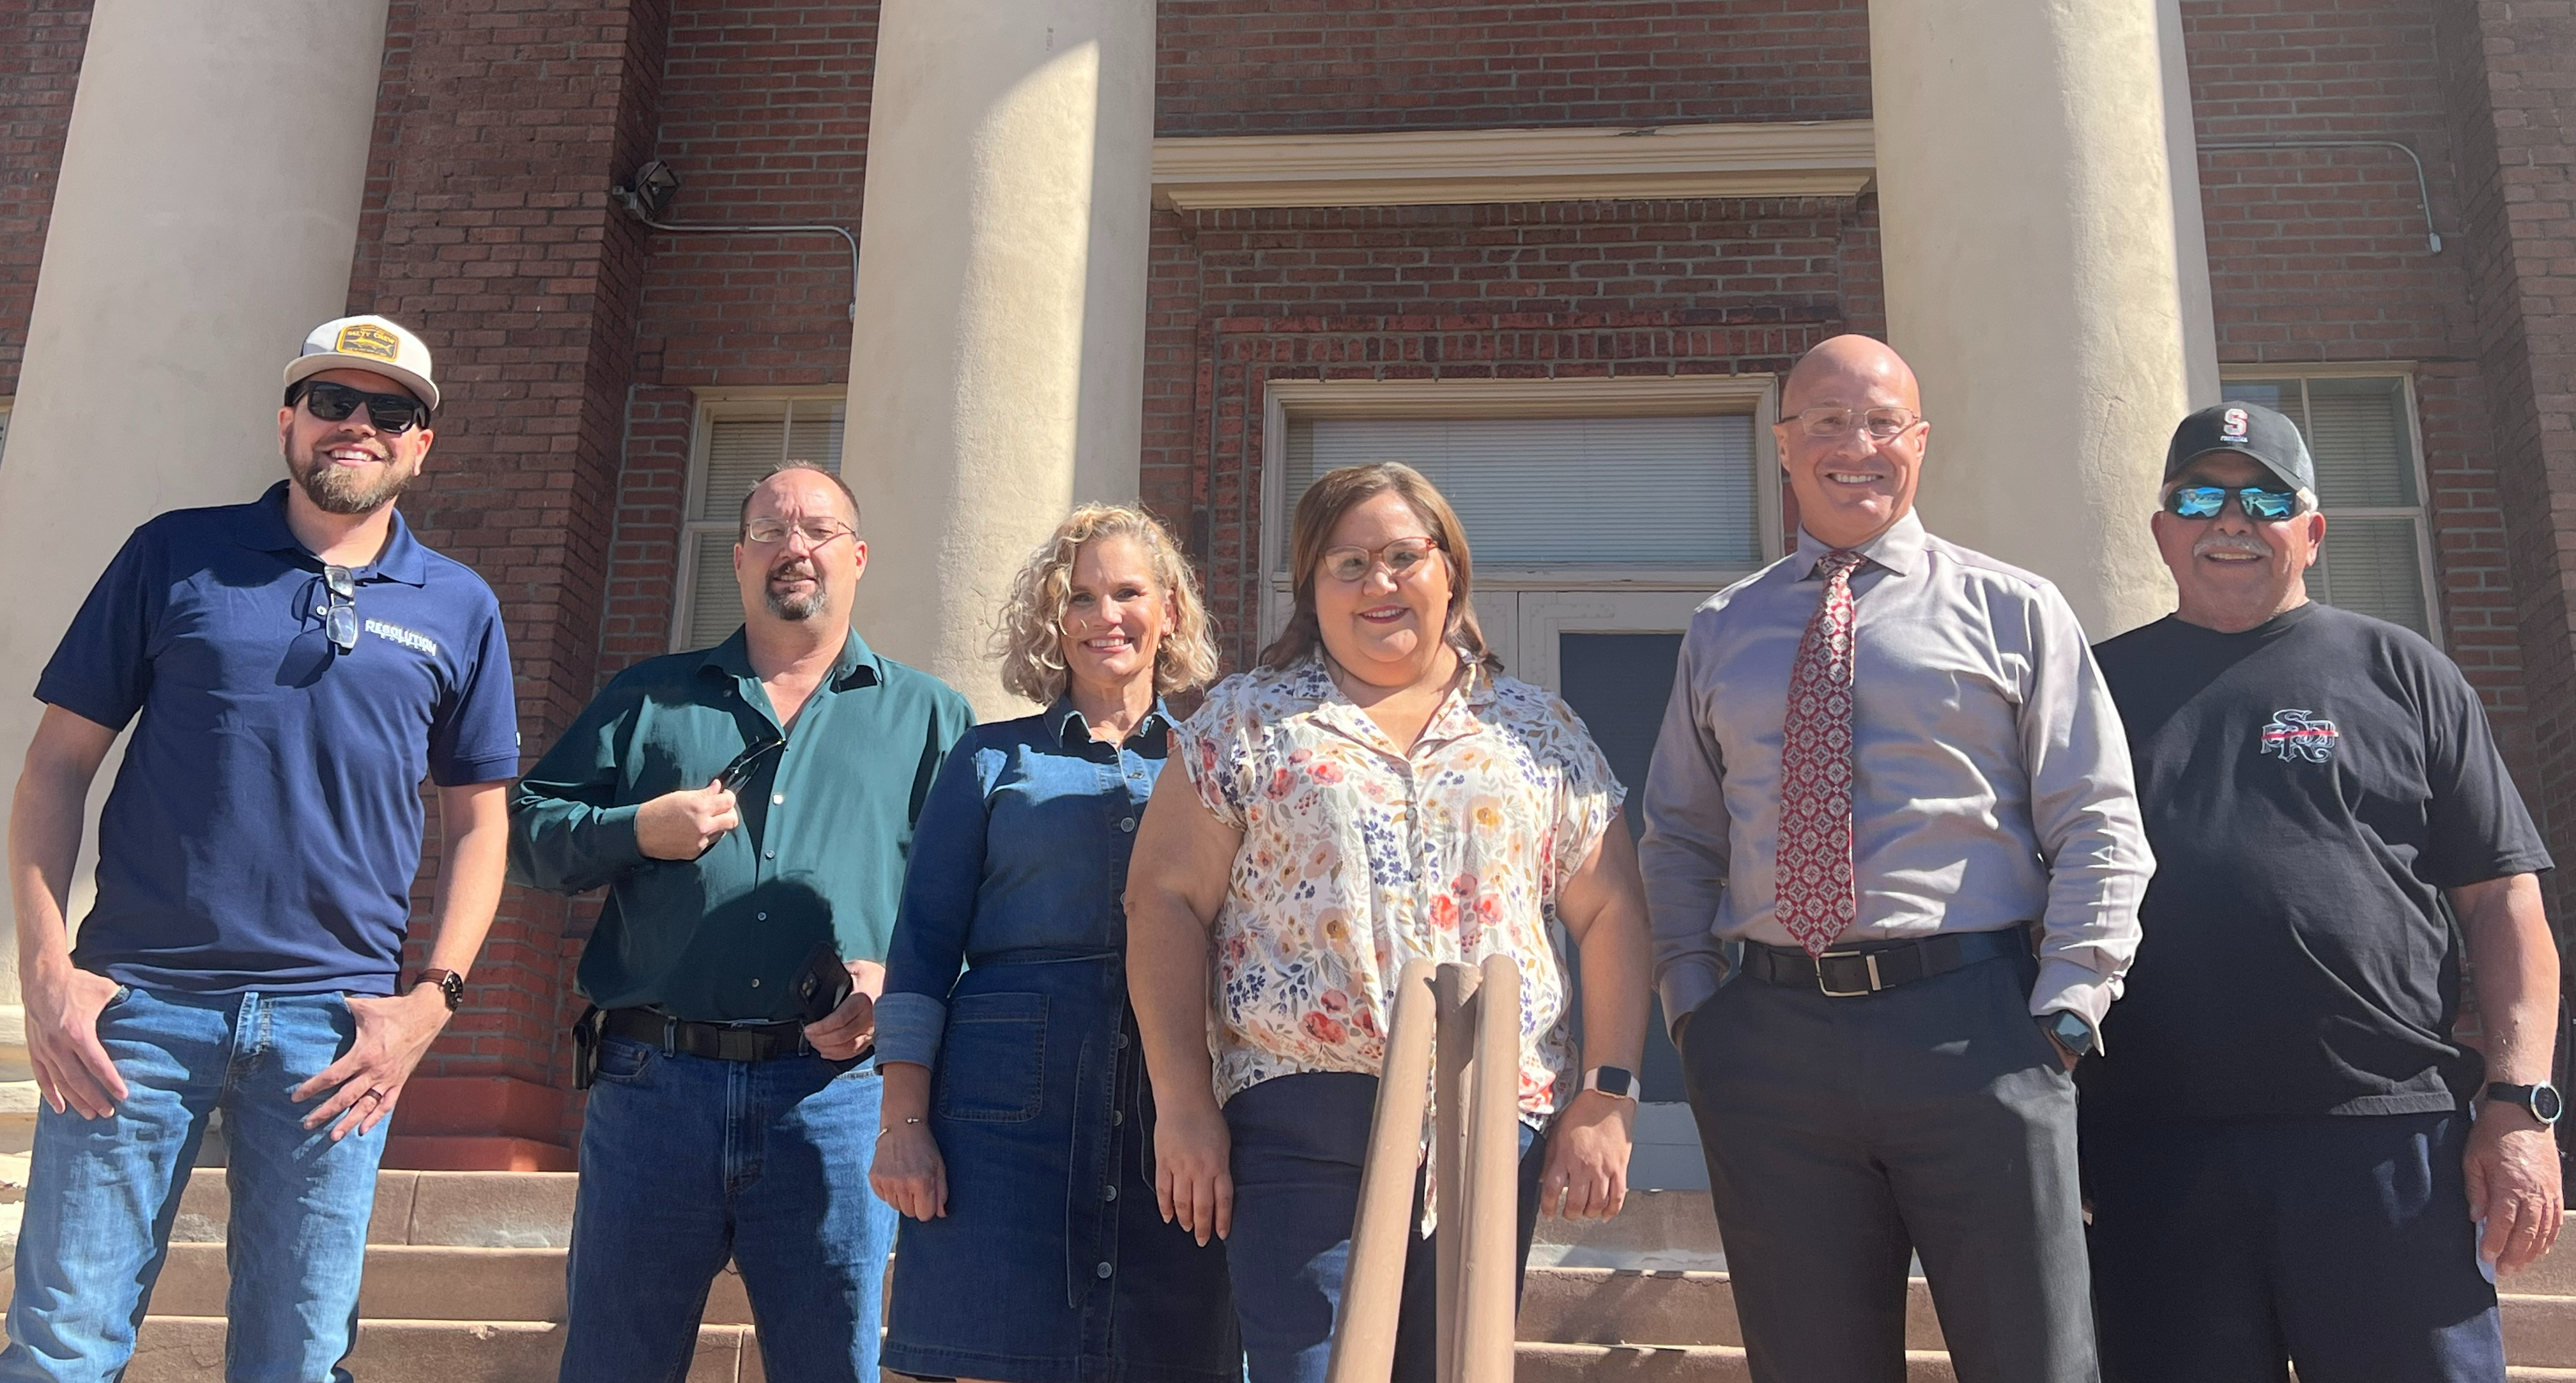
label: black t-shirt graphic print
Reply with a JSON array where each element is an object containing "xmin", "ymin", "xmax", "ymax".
[{"xmin": 2085, "ymin": 602, "xmax": 2551, "ymax": 1122}]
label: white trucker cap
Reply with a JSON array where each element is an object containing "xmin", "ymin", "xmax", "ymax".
[{"xmin": 284, "ymin": 315, "xmax": 440, "ymax": 413}]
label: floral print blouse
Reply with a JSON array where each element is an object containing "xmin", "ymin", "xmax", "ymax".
[{"xmin": 1174, "ymin": 655, "xmax": 1624, "ymax": 1124}]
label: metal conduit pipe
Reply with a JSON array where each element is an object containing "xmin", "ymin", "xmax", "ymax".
[
  {"xmin": 2197, "ymin": 139, "xmax": 2446, "ymax": 253},
  {"xmin": 613, "ymin": 159, "xmax": 861, "ymax": 319}
]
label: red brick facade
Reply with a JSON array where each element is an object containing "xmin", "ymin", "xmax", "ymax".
[{"xmin": 3, "ymin": 0, "xmax": 2570, "ymax": 1151}]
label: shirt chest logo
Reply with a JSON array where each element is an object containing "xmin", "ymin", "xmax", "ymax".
[
  {"xmin": 2260, "ymin": 708, "xmax": 2340, "ymax": 763},
  {"xmin": 363, "ymin": 618, "xmax": 439, "ymax": 657}
]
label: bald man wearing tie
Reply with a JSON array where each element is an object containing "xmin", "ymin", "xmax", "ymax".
[{"xmin": 1640, "ymin": 335, "xmax": 2154, "ymax": 1383}]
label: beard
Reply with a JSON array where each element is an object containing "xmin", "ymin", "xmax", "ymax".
[
  {"xmin": 288, "ymin": 443, "xmax": 419, "ymax": 516},
  {"xmin": 764, "ymin": 557, "xmax": 831, "ymax": 622}
]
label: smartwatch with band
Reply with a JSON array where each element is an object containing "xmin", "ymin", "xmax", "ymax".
[
  {"xmin": 2485, "ymin": 1081, "xmax": 2563, "ymax": 1126},
  {"xmin": 1580, "ymin": 1066, "xmax": 1639, "ymax": 1102},
  {"xmin": 2038, "ymin": 1009, "xmax": 2096, "ymax": 1060},
  {"xmin": 414, "ymin": 968, "xmax": 466, "ymax": 1014}
]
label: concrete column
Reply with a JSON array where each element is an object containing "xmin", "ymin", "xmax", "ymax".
[
  {"xmin": 1869, "ymin": 0, "xmax": 2212, "ymax": 638},
  {"xmin": 2160, "ymin": 0, "xmax": 2221, "ymax": 410},
  {"xmin": 0, "ymin": 0, "xmax": 389, "ymax": 1026},
  {"xmin": 842, "ymin": 0, "xmax": 1156, "ymax": 715}
]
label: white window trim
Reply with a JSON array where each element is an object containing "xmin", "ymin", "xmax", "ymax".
[
  {"xmin": 671, "ymin": 388, "xmax": 849, "ymax": 653},
  {"xmin": 1257, "ymin": 375, "xmax": 1784, "ymax": 648},
  {"xmin": 2218, "ymin": 364, "xmax": 2439, "ymax": 646}
]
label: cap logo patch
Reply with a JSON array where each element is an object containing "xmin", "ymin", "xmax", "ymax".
[
  {"xmin": 2260, "ymin": 708, "xmax": 2340, "ymax": 764},
  {"xmin": 334, "ymin": 323, "xmax": 402, "ymax": 361},
  {"xmin": 2221, "ymin": 407, "xmax": 2251, "ymax": 441}
]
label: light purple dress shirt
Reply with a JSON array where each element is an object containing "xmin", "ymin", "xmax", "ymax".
[{"xmin": 1639, "ymin": 510, "xmax": 2154, "ymax": 1039}]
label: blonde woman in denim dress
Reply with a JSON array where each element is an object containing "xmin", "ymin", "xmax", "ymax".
[{"xmin": 873, "ymin": 506, "xmax": 1240, "ymax": 1383}]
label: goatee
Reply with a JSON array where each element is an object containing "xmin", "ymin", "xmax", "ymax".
[{"xmin": 765, "ymin": 561, "xmax": 830, "ymax": 622}]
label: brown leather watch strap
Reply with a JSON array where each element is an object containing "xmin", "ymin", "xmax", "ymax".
[{"xmin": 415, "ymin": 968, "xmax": 465, "ymax": 1013}]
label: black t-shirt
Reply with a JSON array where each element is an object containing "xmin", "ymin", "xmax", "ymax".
[{"xmin": 2084, "ymin": 602, "xmax": 2552, "ymax": 1122}]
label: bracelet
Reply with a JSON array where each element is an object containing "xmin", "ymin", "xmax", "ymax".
[{"xmin": 877, "ymin": 1116, "xmax": 923, "ymax": 1139}]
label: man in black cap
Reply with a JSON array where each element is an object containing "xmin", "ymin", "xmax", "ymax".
[{"xmin": 2084, "ymin": 401, "xmax": 2561, "ymax": 1382}]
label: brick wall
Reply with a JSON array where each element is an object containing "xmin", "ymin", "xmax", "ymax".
[
  {"xmin": 0, "ymin": 0, "xmax": 88, "ymax": 400},
  {"xmin": 2434, "ymin": 0, "xmax": 2576, "ymax": 915},
  {"xmin": 2183, "ymin": 0, "xmax": 2545, "ymax": 833},
  {"xmin": 1156, "ymin": 0, "xmax": 1871, "ymax": 136},
  {"xmin": 1146, "ymin": 196, "xmax": 1882, "ymax": 668},
  {"xmin": 599, "ymin": 0, "xmax": 878, "ymax": 675},
  {"xmin": 346, "ymin": 0, "xmax": 673, "ymax": 1101}
]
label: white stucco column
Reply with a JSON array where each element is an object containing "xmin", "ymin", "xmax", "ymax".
[
  {"xmin": 842, "ymin": 0, "xmax": 1156, "ymax": 715},
  {"xmin": 0, "ymin": 0, "xmax": 389, "ymax": 1034},
  {"xmin": 1869, "ymin": 0, "xmax": 2215, "ymax": 637}
]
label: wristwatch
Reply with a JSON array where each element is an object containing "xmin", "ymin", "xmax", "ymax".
[
  {"xmin": 1580, "ymin": 1066, "xmax": 1639, "ymax": 1102},
  {"xmin": 2485, "ymin": 1081, "xmax": 2563, "ymax": 1126},
  {"xmin": 414, "ymin": 968, "xmax": 465, "ymax": 1014},
  {"xmin": 2038, "ymin": 1010, "xmax": 2096, "ymax": 1060}
]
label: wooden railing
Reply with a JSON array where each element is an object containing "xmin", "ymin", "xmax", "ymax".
[{"xmin": 1324, "ymin": 954, "xmax": 1522, "ymax": 1383}]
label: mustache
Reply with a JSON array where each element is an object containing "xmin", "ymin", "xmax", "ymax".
[
  {"xmin": 767, "ymin": 557, "xmax": 818, "ymax": 582},
  {"xmin": 2193, "ymin": 532, "xmax": 2272, "ymax": 560}
]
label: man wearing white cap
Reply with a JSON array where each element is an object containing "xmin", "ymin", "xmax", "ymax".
[{"xmin": 1, "ymin": 316, "xmax": 519, "ymax": 1381}]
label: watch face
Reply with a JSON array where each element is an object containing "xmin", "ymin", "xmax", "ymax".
[
  {"xmin": 2536, "ymin": 1085, "xmax": 2564, "ymax": 1123},
  {"xmin": 2047, "ymin": 1011, "xmax": 2094, "ymax": 1056}
]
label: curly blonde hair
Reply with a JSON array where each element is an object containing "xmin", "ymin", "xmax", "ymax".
[{"xmin": 992, "ymin": 505, "xmax": 1220, "ymax": 705}]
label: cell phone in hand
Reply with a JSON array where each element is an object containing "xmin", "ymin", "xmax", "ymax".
[{"xmin": 795, "ymin": 941, "xmax": 853, "ymax": 1026}]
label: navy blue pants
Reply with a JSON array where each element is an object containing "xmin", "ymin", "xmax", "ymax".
[
  {"xmin": 1222, "ymin": 1072, "xmax": 1545, "ymax": 1383},
  {"xmin": 2082, "ymin": 1110, "xmax": 2504, "ymax": 1383}
]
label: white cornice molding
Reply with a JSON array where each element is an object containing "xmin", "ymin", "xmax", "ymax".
[{"xmin": 1151, "ymin": 120, "xmax": 1875, "ymax": 211}]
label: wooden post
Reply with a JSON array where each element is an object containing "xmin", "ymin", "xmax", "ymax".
[
  {"xmin": 1459, "ymin": 954, "xmax": 1523, "ymax": 1379},
  {"xmin": 1324, "ymin": 961, "xmax": 1438, "ymax": 1383},
  {"xmin": 1432, "ymin": 961, "xmax": 1480, "ymax": 1383}
]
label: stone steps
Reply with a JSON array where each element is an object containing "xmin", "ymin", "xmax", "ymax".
[{"xmin": 50, "ymin": 1175, "xmax": 2576, "ymax": 1380}]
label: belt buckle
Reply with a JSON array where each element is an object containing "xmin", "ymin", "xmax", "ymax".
[{"xmin": 1816, "ymin": 949, "xmax": 1882, "ymax": 998}]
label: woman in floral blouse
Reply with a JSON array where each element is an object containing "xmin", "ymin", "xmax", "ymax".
[{"xmin": 1126, "ymin": 462, "xmax": 1652, "ymax": 1383}]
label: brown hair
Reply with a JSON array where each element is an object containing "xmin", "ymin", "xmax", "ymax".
[
  {"xmin": 991, "ymin": 505, "xmax": 1220, "ymax": 704},
  {"xmin": 1257, "ymin": 462, "xmax": 1500, "ymax": 673}
]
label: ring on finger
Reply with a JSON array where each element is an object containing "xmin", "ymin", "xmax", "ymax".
[{"xmin": 362, "ymin": 1087, "xmax": 388, "ymax": 1104}]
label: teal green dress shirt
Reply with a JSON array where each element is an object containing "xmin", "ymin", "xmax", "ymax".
[{"xmin": 507, "ymin": 627, "xmax": 972, "ymax": 1022}]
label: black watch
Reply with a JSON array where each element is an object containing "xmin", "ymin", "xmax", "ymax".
[
  {"xmin": 2039, "ymin": 1010, "xmax": 2095, "ymax": 1059},
  {"xmin": 415, "ymin": 968, "xmax": 465, "ymax": 1014},
  {"xmin": 2485, "ymin": 1081, "xmax": 2563, "ymax": 1126}
]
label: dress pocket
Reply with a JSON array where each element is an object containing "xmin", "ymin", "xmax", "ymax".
[{"xmin": 936, "ymin": 991, "xmax": 1047, "ymax": 1123}]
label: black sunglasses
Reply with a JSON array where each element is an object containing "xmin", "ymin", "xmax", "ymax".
[
  {"xmin": 322, "ymin": 565, "xmax": 360, "ymax": 654},
  {"xmin": 295, "ymin": 380, "xmax": 431, "ymax": 434},
  {"xmin": 716, "ymin": 735, "xmax": 786, "ymax": 793}
]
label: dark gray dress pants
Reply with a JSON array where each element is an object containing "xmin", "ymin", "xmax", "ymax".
[{"xmin": 1680, "ymin": 947, "xmax": 2096, "ymax": 1383}]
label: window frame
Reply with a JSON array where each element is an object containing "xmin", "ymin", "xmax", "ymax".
[
  {"xmin": 1257, "ymin": 376, "xmax": 1784, "ymax": 648},
  {"xmin": 670, "ymin": 388, "xmax": 850, "ymax": 653},
  {"xmin": 2216, "ymin": 363, "xmax": 2439, "ymax": 646}
]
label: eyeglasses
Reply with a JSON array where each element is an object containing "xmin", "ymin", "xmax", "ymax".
[
  {"xmin": 1788, "ymin": 406, "xmax": 1921, "ymax": 440},
  {"xmin": 2163, "ymin": 485, "xmax": 2306, "ymax": 522},
  {"xmin": 1320, "ymin": 537, "xmax": 1443, "ymax": 584},
  {"xmin": 742, "ymin": 518, "xmax": 854, "ymax": 547},
  {"xmin": 321, "ymin": 565, "xmax": 360, "ymax": 653},
  {"xmin": 296, "ymin": 381, "xmax": 431, "ymax": 434}
]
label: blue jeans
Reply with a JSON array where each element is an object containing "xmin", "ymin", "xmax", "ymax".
[
  {"xmin": 0, "ymin": 987, "xmax": 386, "ymax": 1383},
  {"xmin": 560, "ymin": 1037, "xmax": 894, "ymax": 1383},
  {"xmin": 1221, "ymin": 1073, "xmax": 1545, "ymax": 1383}
]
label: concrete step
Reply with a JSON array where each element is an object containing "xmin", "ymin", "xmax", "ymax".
[
  {"xmin": 1514, "ymin": 1342, "xmax": 1956, "ymax": 1380},
  {"xmin": 167, "ymin": 1168, "xmax": 578, "ymax": 1247},
  {"xmin": 1519, "ymin": 1268, "xmax": 1945, "ymax": 1349},
  {"xmin": 128, "ymin": 1316, "xmax": 767, "ymax": 1383},
  {"xmin": 144, "ymin": 1242, "xmax": 755, "ymax": 1327}
]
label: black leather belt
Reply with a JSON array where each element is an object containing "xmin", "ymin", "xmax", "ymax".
[
  {"xmin": 602, "ymin": 1006, "xmax": 811, "ymax": 1062},
  {"xmin": 1742, "ymin": 928, "xmax": 2030, "ymax": 997}
]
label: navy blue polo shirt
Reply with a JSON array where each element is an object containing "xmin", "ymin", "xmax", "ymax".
[{"xmin": 35, "ymin": 482, "xmax": 520, "ymax": 995}]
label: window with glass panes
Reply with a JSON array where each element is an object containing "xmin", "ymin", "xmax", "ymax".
[
  {"xmin": 673, "ymin": 395, "xmax": 846, "ymax": 651},
  {"xmin": 2216, "ymin": 374, "xmax": 2437, "ymax": 640}
]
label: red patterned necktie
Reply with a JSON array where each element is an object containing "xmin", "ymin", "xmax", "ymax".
[{"xmin": 1777, "ymin": 549, "xmax": 1866, "ymax": 956}]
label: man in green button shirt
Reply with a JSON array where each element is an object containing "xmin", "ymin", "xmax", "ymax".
[{"xmin": 509, "ymin": 462, "xmax": 971, "ymax": 1382}]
